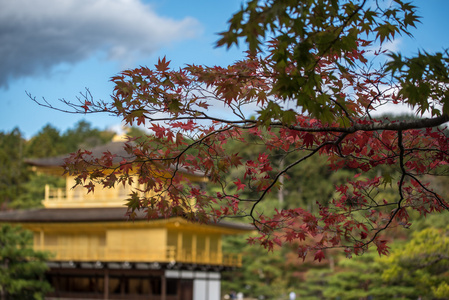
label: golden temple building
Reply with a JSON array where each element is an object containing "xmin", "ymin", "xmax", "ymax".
[{"xmin": 0, "ymin": 141, "xmax": 252, "ymax": 300}]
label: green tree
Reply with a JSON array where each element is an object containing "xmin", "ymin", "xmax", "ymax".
[
  {"xmin": 0, "ymin": 224, "xmax": 52, "ymax": 300},
  {"xmin": 0, "ymin": 129, "xmax": 28, "ymax": 208},
  {"xmin": 10, "ymin": 121, "xmax": 114, "ymax": 209},
  {"xmin": 24, "ymin": 124, "xmax": 65, "ymax": 159},
  {"xmin": 298, "ymin": 251, "xmax": 417, "ymax": 300},
  {"xmin": 296, "ymin": 212, "xmax": 449, "ymax": 299},
  {"xmin": 382, "ymin": 226, "xmax": 449, "ymax": 299},
  {"xmin": 9, "ymin": 174, "xmax": 64, "ymax": 209},
  {"xmin": 62, "ymin": 120, "xmax": 115, "ymax": 151},
  {"xmin": 25, "ymin": 121, "xmax": 115, "ymax": 159},
  {"xmin": 222, "ymin": 235, "xmax": 289, "ymax": 299},
  {"xmin": 323, "ymin": 252, "xmax": 416, "ymax": 299}
]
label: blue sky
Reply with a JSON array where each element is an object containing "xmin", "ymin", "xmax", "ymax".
[{"xmin": 1, "ymin": 0, "xmax": 448, "ymax": 139}]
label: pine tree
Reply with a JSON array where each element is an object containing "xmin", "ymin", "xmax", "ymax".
[{"xmin": 0, "ymin": 225, "xmax": 52, "ymax": 300}]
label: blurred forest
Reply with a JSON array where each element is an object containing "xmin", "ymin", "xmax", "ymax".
[
  {"xmin": 0, "ymin": 120, "xmax": 115, "ymax": 209},
  {"xmin": 1, "ymin": 117, "xmax": 449, "ymax": 299},
  {"xmin": 218, "ymin": 114, "xmax": 449, "ymax": 299}
]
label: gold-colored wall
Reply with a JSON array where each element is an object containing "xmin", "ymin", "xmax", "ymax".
[{"xmin": 26, "ymin": 220, "xmax": 241, "ymax": 267}]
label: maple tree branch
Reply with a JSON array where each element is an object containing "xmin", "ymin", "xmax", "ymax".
[
  {"xmin": 29, "ymin": 86, "xmax": 449, "ymax": 135},
  {"xmin": 248, "ymin": 133, "xmax": 347, "ymax": 226},
  {"xmin": 352, "ymin": 130, "xmax": 407, "ymax": 251},
  {"xmin": 27, "ymin": 90, "xmax": 112, "ymax": 115},
  {"xmin": 276, "ymin": 114, "xmax": 449, "ymax": 133},
  {"xmin": 407, "ymin": 173, "xmax": 449, "ymax": 211}
]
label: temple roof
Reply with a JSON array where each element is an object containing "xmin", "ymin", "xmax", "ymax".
[
  {"xmin": 0, "ymin": 207, "xmax": 131, "ymax": 222},
  {"xmin": 25, "ymin": 141, "xmax": 130, "ymax": 167},
  {"xmin": 25, "ymin": 140, "xmax": 205, "ymax": 177},
  {"xmin": 0, "ymin": 207, "xmax": 254, "ymax": 231}
]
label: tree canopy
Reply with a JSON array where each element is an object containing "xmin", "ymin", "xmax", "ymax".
[
  {"xmin": 0, "ymin": 121, "xmax": 114, "ymax": 209},
  {"xmin": 0, "ymin": 224, "xmax": 52, "ymax": 300},
  {"xmin": 32, "ymin": 0, "xmax": 449, "ymax": 260},
  {"xmin": 0, "ymin": 129, "xmax": 27, "ymax": 209}
]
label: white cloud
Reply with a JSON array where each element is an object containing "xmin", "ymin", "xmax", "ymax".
[
  {"xmin": 381, "ymin": 38, "xmax": 401, "ymax": 53},
  {"xmin": 0, "ymin": 0, "xmax": 201, "ymax": 88}
]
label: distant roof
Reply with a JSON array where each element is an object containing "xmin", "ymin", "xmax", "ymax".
[
  {"xmin": 25, "ymin": 141, "xmax": 136, "ymax": 167},
  {"xmin": 0, "ymin": 207, "xmax": 254, "ymax": 231},
  {"xmin": 0, "ymin": 207, "xmax": 129, "ymax": 222},
  {"xmin": 25, "ymin": 141, "xmax": 205, "ymax": 177}
]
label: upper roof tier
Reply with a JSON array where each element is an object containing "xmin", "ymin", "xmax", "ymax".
[
  {"xmin": 25, "ymin": 140, "xmax": 205, "ymax": 178},
  {"xmin": 0, "ymin": 206, "xmax": 253, "ymax": 233},
  {"xmin": 25, "ymin": 140, "xmax": 206, "ymax": 208}
]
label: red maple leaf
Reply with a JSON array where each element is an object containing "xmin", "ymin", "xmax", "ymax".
[
  {"xmin": 303, "ymin": 133, "xmax": 314, "ymax": 148},
  {"xmin": 314, "ymin": 250, "xmax": 325, "ymax": 262},
  {"xmin": 81, "ymin": 101, "xmax": 91, "ymax": 113},
  {"xmin": 375, "ymin": 240, "xmax": 390, "ymax": 256},
  {"xmin": 84, "ymin": 181, "xmax": 95, "ymax": 194},
  {"xmin": 234, "ymin": 179, "xmax": 246, "ymax": 191},
  {"xmin": 155, "ymin": 56, "xmax": 171, "ymax": 72},
  {"xmin": 120, "ymin": 159, "xmax": 133, "ymax": 174}
]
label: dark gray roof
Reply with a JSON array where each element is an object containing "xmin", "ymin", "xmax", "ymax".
[
  {"xmin": 0, "ymin": 207, "xmax": 131, "ymax": 222},
  {"xmin": 0, "ymin": 207, "xmax": 254, "ymax": 231},
  {"xmin": 25, "ymin": 141, "xmax": 135, "ymax": 167},
  {"xmin": 25, "ymin": 141, "xmax": 205, "ymax": 177}
]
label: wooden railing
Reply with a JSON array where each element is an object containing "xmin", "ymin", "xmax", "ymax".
[
  {"xmin": 44, "ymin": 185, "xmax": 66, "ymax": 201},
  {"xmin": 43, "ymin": 245, "xmax": 242, "ymax": 267},
  {"xmin": 43, "ymin": 185, "xmax": 127, "ymax": 207}
]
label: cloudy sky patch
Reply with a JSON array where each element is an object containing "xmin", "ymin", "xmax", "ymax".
[{"xmin": 0, "ymin": 0, "xmax": 201, "ymax": 88}]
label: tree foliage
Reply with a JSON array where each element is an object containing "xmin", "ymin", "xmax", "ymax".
[
  {"xmin": 9, "ymin": 174, "xmax": 65, "ymax": 210},
  {"xmin": 382, "ymin": 225, "xmax": 449, "ymax": 299},
  {"xmin": 25, "ymin": 121, "xmax": 115, "ymax": 159},
  {"xmin": 32, "ymin": 0, "xmax": 449, "ymax": 260},
  {"xmin": 0, "ymin": 121, "xmax": 114, "ymax": 209},
  {"xmin": 222, "ymin": 234, "xmax": 293, "ymax": 299},
  {"xmin": 296, "ymin": 213, "xmax": 449, "ymax": 299},
  {"xmin": 0, "ymin": 129, "xmax": 28, "ymax": 209},
  {"xmin": 0, "ymin": 224, "xmax": 52, "ymax": 300}
]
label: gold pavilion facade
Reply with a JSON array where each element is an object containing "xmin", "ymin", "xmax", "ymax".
[{"xmin": 0, "ymin": 141, "xmax": 251, "ymax": 300}]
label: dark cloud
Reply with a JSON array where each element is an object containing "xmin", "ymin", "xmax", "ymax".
[{"xmin": 0, "ymin": 0, "xmax": 201, "ymax": 88}]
